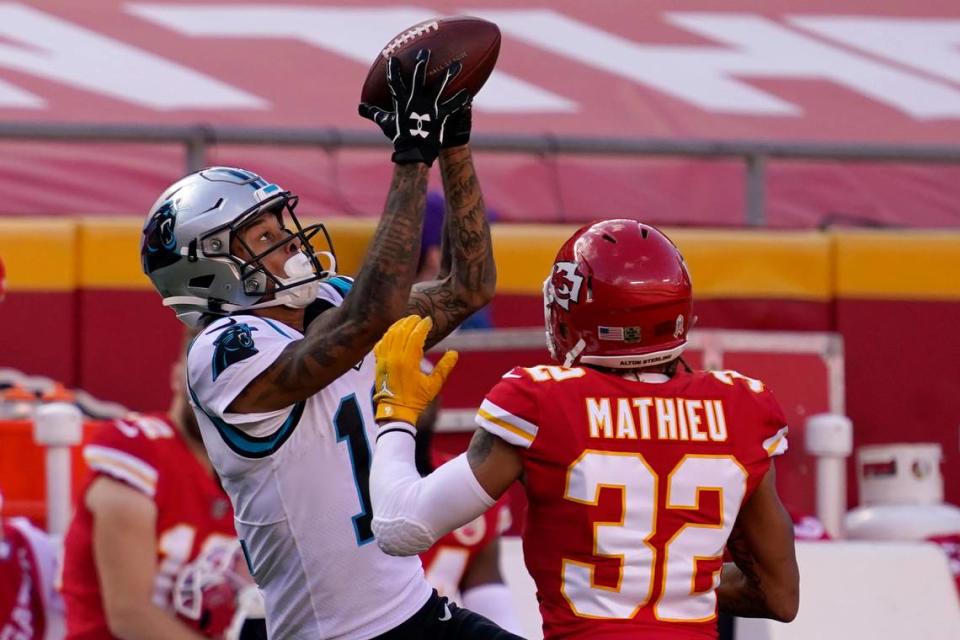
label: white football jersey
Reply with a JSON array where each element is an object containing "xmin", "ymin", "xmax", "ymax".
[{"xmin": 186, "ymin": 277, "xmax": 431, "ymax": 640}]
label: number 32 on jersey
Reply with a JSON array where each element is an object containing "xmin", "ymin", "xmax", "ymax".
[{"xmin": 562, "ymin": 452, "xmax": 747, "ymax": 622}]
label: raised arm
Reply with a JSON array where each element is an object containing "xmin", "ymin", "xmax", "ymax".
[
  {"xmin": 229, "ymin": 164, "xmax": 428, "ymax": 412},
  {"xmin": 409, "ymin": 120, "xmax": 497, "ymax": 348},
  {"xmin": 717, "ymin": 463, "xmax": 800, "ymax": 622},
  {"xmin": 229, "ymin": 51, "xmax": 469, "ymax": 413}
]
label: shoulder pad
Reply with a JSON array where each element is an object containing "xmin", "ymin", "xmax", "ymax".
[{"xmin": 325, "ymin": 275, "xmax": 353, "ymax": 298}]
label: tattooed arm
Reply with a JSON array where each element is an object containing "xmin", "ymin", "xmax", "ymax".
[
  {"xmin": 409, "ymin": 145, "xmax": 497, "ymax": 348},
  {"xmin": 228, "ymin": 164, "xmax": 428, "ymax": 413},
  {"xmin": 467, "ymin": 429, "xmax": 523, "ymax": 497},
  {"xmin": 717, "ymin": 464, "xmax": 800, "ymax": 622}
]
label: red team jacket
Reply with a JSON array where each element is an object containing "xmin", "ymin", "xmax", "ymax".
[
  {"xmin": 61, "ymin": 415, "xmax": 237, "ymax": 639},
  {"xmin": 476, "ymin": 366, "xmax": 788, "ymax": 640}
]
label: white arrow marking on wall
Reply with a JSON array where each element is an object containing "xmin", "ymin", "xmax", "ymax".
[
  {"xmin": 0, "ymin": 3, "xmax": 265, "ymax": 109},
  {"xmin": 128, "ymin": 4, "xmax": 577, "ymax": 113},
  {"xmin": 790, "ymin": 16, "xmax": 960, "ymax": 86},
  {"xmin": 471, "ymin": 8, "xmax": 960, "ymax": 119}
]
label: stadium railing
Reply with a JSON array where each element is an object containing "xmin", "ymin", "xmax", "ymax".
[{"xmin": 1, "ymin": 122, "xmax": 960, "ymax": 226}]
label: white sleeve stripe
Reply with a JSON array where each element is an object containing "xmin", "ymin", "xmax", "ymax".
[
  {"xmin": 764, "ymin": 426, "xmax": 789, "ymax": 457},
  {"xmin": 476, "ymin": 410, "xmax": 534, "ymax": 442},
  {"xmin": 86, "ymin": 460, "xmax": 156, "ymax": 497},
  {"xmin": 476, "ymin": 415, "xmax": 534, "ymax": 449},
  {"xmin": 83, "ymin": 445, "xmax": 159, "ymax": 482},
  {"xmin": 83, "ymin": 445, "xmax": 158, "ymax": 488},
  {"xmin": 478, "ymin": 400, "xmax": 539, "ymax": 439}
]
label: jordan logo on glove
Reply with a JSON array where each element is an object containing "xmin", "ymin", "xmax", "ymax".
[
  {"xmin": 373, "ymin": 315, "xmax": 458, "ymax": 425},
  {"xmin": 379, "ymin": 377, "xmax": 395, "ymax": 398},
  {"xmin": 408, "ymin": 112, "xmax": 431, "ymax": 138}
]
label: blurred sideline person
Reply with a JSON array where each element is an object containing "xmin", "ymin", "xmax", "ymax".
[
  {"xmin": 141, "ymin": 51, "xmax": 520, "ymax": 639},
  {"xmin": 415, "ymin": 393, "xmax": 521, "ymax": 634},
  {"xmin": 369, "ymin": 220, "xmax": 800, "ymax": 639},
  {"xmin": 0, "ymin": 489, "xmax": 65, "ymax": 640},
  {"xmin": 61, "ymin": 344, "xmax": 263, "ymax": 639}
]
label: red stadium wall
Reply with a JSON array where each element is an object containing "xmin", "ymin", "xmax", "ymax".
[{"xmin": 1, "ymin": 220, "xmax": 958, "ymax": 514}]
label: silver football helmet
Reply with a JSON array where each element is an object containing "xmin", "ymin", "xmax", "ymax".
[{"xmin": 141, "ymin": 167, "xmax": 336, "ymax": 326}]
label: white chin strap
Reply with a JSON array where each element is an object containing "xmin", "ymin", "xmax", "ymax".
[
  {"xmin": 563, "ymin": 339, "xmax": 586, "ymax": 367},
  {"xmin": 576, "ymin": 342, "xmax": 687, "ymax": 369}
]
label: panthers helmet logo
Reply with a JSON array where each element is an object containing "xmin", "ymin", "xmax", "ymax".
[
  {"xmin": 141, "ymin": 200, "xmax": 181, "ymax": 273},
  {"xmin": 212, "ymin": 321, "xmax": 259, "ymax": 381},
  {"xmin": 548, "ymin": 262, "xmax": 584, "ymax": 311}
]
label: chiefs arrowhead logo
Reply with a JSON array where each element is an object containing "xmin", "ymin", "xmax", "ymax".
[{"xmin": 548, "ymin": 261, "xmax": 584, "ymax": 311}]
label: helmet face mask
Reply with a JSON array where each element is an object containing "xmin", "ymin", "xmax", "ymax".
[
  {"xmin": 218, "ymin": 198, "xmax": 335, "ymax": 299},
  {"xmin": 543, "ymin": 219, "xmax": 693, "ymax": 370},
  {"xmin": 141, "ymin": 167, "xmax": 337, "ymax": 326}
]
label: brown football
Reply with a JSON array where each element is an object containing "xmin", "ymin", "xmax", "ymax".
[{"xmin": 360, "ymin": 16, "xmax": 501, "ymax": 109}]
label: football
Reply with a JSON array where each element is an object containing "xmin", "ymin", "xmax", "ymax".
[{"xmin": 360, "ymin": 16, "xmax": 501, "ymax": 109}]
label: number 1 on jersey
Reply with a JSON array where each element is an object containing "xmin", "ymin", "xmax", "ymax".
[{"xmin": 334, "ymin": 394, "xmax": 375, "ymax": 545}]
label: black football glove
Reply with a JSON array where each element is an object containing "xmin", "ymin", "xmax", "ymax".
[
  {"xmin": 359, "ymin": 49, "xmax": 472, "ymax": 166},
  {"xmin": 440, "ymin": 99, "xmax": 472, "ymax": 149}
]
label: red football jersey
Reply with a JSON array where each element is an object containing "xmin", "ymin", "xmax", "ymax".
[
  {"xmin": 476, "ymin": 366, "xmax": 789, "ymax": 640},
  {"xmin": 0, "ymin": 521, "xmax": 48, "ymax": 640},
  {"xmin": 62, "ymin": 415, "xmax": 237, "ymax": 640},
  {"xmin": 420, "ymin": 500, "xmax": 510, "ymax": 599}
]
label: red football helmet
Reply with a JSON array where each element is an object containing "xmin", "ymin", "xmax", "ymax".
[
  {"xmin": 174, "ymin": 540, "xmax": 264, "ymax": 639},
  {"xmin": 544, "ymin": 219, "xmax": 693, "ymax": 369}
]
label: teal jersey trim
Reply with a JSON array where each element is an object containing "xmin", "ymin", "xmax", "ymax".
[
  {"xmin": 326, "ymin": 276, "xmax": 353, "ymax": 298},
  {"xmin": 261, "ymin": 317, "xmax": 293, "ymax": 339},
  {"xmin": 187, "ymin": 383, "xmax": 305, "ymax": 459}
]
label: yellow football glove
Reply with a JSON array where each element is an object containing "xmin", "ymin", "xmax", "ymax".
[{"xmin": 373, "ymin": 315, "xmax": 458, "ymax": 425}]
